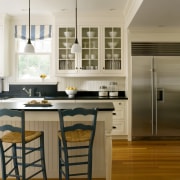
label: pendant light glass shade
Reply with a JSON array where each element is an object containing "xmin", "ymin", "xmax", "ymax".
[
  {"xmin": 24, "ymin": 39, "xmax": 35, "ymax": 53},
  {"xmin": 71, "ymin": 39, "xmax": 81, "ymax": 53},
  {"xmin": 71, "ymin": 0, "xmax": 81, "ymax": 53},
  {"xmin": 24, "ymin": 0, "xmax": 35, "ymax": 53}
]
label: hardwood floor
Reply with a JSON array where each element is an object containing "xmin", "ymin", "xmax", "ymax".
[
  {"xmin": 4, "ymin": 140, "xmax": 180, "ymax": 180},
  {"xmin": 112, "ymin": 140, "xmax": 180, "ymax": 180}
]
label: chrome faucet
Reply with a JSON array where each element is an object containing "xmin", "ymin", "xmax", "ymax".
[{"xmin": 22, "ymin": 87, "xmax": 32, "ymax": 97}]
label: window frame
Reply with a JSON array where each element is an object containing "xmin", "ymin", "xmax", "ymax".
[{"xmin": 14, "ymin": 28, "xmax": 53, "ymax": 83}]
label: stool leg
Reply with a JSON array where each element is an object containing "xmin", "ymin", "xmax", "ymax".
[
  {"xmin": 58, "ymin": 139, "xmax": 63, "ymax": 180},
  {"xmin": 12, "ymin": 143, "xmax": 20, "ymax": 180},
  {"xmin": 40, "ymin": 133, "xmax": 47, "ymax": 180},
  {"xmin": 0, "ymin": 141, "xmax": 6, "ymax": 180},
  {"xmin": 63, "ymin": 143, "xmax": 69, "ymax": 180},
  {"xmin": 88, "ymin": 148, "xmax": 93, "ymax": 180}
]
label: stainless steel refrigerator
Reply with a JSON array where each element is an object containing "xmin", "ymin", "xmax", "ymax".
[{"xmin": 132, "ymin": 56, "xmax": 180, "ymax": 140}]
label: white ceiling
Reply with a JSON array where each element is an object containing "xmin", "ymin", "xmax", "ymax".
[
  {"xmin": 0, "ymin": 0, "xmax": 127, "ymax": 16},
  {"xmin": 129, "ymin": 0, "xmax": 180, "ymax": 28},
  {"xmin": 0, "ymin": 0, "xmax": 180, "ymax": 28}
]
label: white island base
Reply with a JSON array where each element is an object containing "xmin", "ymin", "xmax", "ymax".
[{"xmin": 13, "ymin": 110, "xmax": 113, "ymax": 179}]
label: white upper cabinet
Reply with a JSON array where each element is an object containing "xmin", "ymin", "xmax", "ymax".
[
  {"xmin": 56, "ymin": 25, "xmax": 124, "ymax": 77},
  {"xmin": 80, "ymin": 26, "xmax": 100, "ymax": 72},
  {"xmin": 103, "ymin": 27, "xmax": 122, "ymax": 73},
  {"xmin": 57, "ymin": 27, "xmax": 76, "ymax": 73},
  {"xmin": 0, "ymin": 14, "xmax": 10, "ymax": 77}
]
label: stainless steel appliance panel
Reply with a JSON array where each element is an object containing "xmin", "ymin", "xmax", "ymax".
[
  {"xmin": 132, "ymin": 56, "xmax": 153, "ymax": 137},
  {"xmin": 156, "ymin": 56, "xmax": 180, "ymax": 136},
  {"xmin": 132, "ymin": 56, "xmax": 180, "ymax": 139}
]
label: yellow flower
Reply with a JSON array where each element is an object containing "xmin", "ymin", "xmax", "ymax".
[{"xmin": 40, "ymin": 74, "xmax": 47, "ymax": 79}]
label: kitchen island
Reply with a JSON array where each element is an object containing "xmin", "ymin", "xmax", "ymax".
[{"xmin": 0, "ymin": 100, "xmax": 114, "ymax": 180}]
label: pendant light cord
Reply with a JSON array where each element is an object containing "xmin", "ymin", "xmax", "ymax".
[
  {"xmin": 24, "ymin": 0, "xmax": 34, "ymax": 52},
  {"xmin": 75, "ymin": 0, "xmax": 78, "ymax": 43},
  {"xmin": 28, "ymin": 0, "xmax": 31, "ymax": 42},
  {"xmin": 71, "ymin": 0, "xmax": 81, "ymax": 53}
]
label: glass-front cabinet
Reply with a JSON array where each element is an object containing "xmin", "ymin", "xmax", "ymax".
[
  {"xmin": 57, "ymin": 26, "xmax": 123, "ymax": 76},
  {"xmin": 81, "ymin": 27, "xmax": 99, "ymax": 71},
  {"xmin": 103, "ymin": 27, "xmax": 121, "ymax": 72},
  {"xmin": 58, "ymin": 27, "xmax": 76, "ymax": 72}
]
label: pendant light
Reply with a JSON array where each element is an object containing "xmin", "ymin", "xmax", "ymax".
[
  {"xmin": 71, "ymin": 0, "xmax": 81, "ymax": 53},
  {"xmin": 24, "ymin": 0, "xmax": 35, "ymax": 53}
]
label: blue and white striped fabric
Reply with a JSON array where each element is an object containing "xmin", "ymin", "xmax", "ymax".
[{"xmin": 15, "ymin": 25, "xmax": 52, "ymax": 40}]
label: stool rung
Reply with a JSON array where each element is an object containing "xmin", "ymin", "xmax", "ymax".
[
  {"xmin": 67, "ymin": 145, "xmax": 89, "ymax": 150},
  {"xmin": 69, "ymin": 161, "xmax": 88, "ymax": 166},
  {"xmin": 69, "ymin": 172, "xmax": 88, "ymax": 176},
  {"xmin": 26, "ymin": 169, "xmax": 43, "ymax": 180},
  {"xmin": 7, "ymin": 167, "xmax": 18, "ymax": 177},
  {"xmin": 69, "ymin": 154, "xmax": 88, "ymax": 158}
]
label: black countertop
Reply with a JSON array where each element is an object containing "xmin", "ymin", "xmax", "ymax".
[
  {"xmin": 44, "ymin": 90, "xmax": 127, "ymax": 100},
  {"xmin": 0, "ymin": 101, "xmax": 114, "ymax": 111},
  {"xmin": 0, "ymin": 91, "xmax": 128, "ymax": 100},
  {"xmin": 44, "ymin": 96, "xmax": 127, "ymax": 100}
]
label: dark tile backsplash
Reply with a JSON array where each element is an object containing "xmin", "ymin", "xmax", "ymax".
[
  {"xmin": 0, "ymin": 84, "xmax": 126, "ymax": 99},
  {"xmin": 8, "ymin": 84, "xmax": 58, "ymax": 97}
]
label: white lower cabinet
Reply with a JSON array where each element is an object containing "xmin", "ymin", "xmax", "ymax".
[
  {"xmin": 112, "ymin": 101, "xmax": 127, "ymax": 136},
  {"xmin": 76, "ymin": 99, "xmax": 127, "ymax": 138}
]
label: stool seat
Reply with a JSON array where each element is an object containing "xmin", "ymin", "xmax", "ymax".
[
  {"xmin": 1, "ymin": 130, "xmax": 42, "ymax": 143},
  {"xmin": 58, "ymin": 129, "xmax": 91, "ymax": 142}
]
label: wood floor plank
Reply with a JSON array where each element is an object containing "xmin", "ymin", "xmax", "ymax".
[{"xmin": 112, "ymin": 140, "xmax": 180, "ymax": 180}]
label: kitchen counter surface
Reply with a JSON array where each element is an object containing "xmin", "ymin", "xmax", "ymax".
[
  {"xmin": 44, "ymin": 95, "xmax": 128, "ymax": 100},
  {"xmin": 0, "ymin": 101, "xmax": 114, "ymax": 111},
  {"xmin": 0, "ymin": 90, "xmax": 128, "ymax": 100}
]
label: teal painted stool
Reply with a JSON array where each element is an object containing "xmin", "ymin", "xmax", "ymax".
[
  {"xmin": 58, "ymin": 108, "xmax": 97, "ymax": 180},
  {"xmin": 0, "ymin": 109, "xmax": 47, "ymax": 180}
]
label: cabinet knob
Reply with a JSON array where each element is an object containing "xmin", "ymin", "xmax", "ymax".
[
  {"xmin": 112, "ymin": 112, "xmax": 116, "ymax": 115},
  {"xmin": 112, "ymin": 126, "xmax": 117, "ymax": 129}
]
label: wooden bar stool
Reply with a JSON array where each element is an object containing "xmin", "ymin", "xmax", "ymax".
[
  {"xmin": 57, "ymin": 108, "xmax": 97, "ymax": 180},
  {"xmin": 0, "ymin": 109, "xmax": 47, "ymax": 180}
]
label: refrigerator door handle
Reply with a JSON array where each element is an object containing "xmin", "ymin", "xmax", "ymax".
[
  {"xmin": 157, "ymin": 88, "xmax": 164, "ymax": 102},
  {"xmin": 151, "ymin": 58, "xmax": 155, "ymax": 135},
  {"xmin": 152, "ymin": 57, "xmax": 158, "ymax": 135},
  {"xmin": 154, "ymin": 72, "xmax": 158, "ymax": 136}
]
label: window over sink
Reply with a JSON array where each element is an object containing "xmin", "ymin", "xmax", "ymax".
[{"xmin": 15, "ymin": 25, "xmax": 52, "ymax": 81}]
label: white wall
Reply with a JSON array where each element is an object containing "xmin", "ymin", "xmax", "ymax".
[{"xmin": 57, "ymin": 77, "xmax": 126, "ymax": 92}]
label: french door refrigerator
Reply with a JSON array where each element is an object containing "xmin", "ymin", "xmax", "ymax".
[{"xmin": 132, "ymin": 56, "xmax": 180, "ymax": 140}]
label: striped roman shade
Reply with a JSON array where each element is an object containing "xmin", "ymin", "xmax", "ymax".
[{"xmin": 15, "ymin": 25, "xmax": 52, "ymax": 40}]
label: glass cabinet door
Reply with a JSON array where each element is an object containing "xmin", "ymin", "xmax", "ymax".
[
  {"xmin": 81, "ymin": 27, "xmax": 99, "ymax": 71},
  {"xmin": 58, "ymin": 27, "xmax": 76, "ymax": 71},
  {"xmin": 104, "ymin": 27, "xmax": 121, "ymax": 70}
]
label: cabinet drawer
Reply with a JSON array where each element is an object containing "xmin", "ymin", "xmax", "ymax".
[
  {"xmin": 112, "ymin": 121, "xmax": 126, "ymax": 134},
  {"xmin": 113, "ymin": 101, "xmax": 124, "ymax": 110},
  {"xmin": 112, "ymin": 110, "xmax": 124, "ymax": 119}
]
